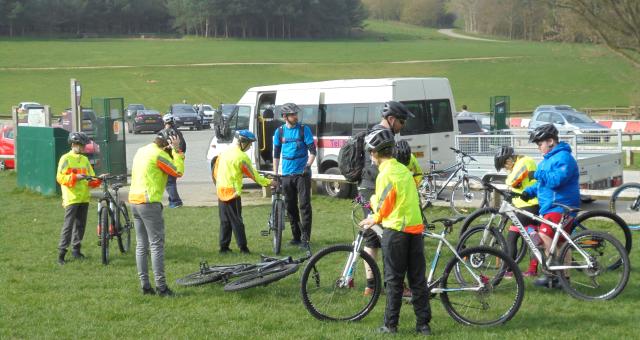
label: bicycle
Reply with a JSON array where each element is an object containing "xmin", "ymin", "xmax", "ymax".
[
  {"xmin": 418, "ymin": 147, "xmax": 488, "ymax": 215},
  {"xmin": 459, "ymin": 182, "xmax": 630, "ymax": 301},
  {"xmin": 609, "ymin": 182, "xmax": 640, "ymax": 230},
  {"xmin": 176, "ymin": 253, "xmax": 311, "ymax": 291},
  {"xmin": 258, "ymin": 171, "xmax": 286, "ymax": 255},
  {"xmin": 300, "ymin": 217, "xmax": 525, "ymax": 326},
  {"xmin": 88, "ymin": 174, "xmax": 132, "ymax": 265}
]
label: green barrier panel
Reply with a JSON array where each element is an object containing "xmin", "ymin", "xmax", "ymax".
[
  {"xmin": 490, "ymin": 96, "xmax": 510, "ymax": 131},
  {"xmin": 16, "ymin": 126, "xmax": 69, "ymax": 196},
  {"xmin": 92, "ymin": 97, "xmax": 127, "ymax": 178}
]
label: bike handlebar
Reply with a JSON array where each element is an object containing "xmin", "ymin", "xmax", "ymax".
[
  {"xmin": 449, "ymin": 147, "xmax": 477, "ymax": 162},
  {"xmin": 84, "ymin": 174, "xmax": 126, "ymax": 182}
]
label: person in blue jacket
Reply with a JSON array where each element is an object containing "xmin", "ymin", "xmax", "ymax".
[{"xmin": 521, "ymin": 123, "xmax": 580, "ymax": 288}]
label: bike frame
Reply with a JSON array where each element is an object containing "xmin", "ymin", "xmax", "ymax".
[
  {"xmin": 96, "ymin": 177, "xmax": 129, "ymax": 235},
  {"xmin": 421, "ymin": 153, "xmax": 472, "ymax": 199}
]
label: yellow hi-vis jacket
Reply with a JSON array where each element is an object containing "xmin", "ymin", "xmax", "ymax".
[
  {"xmin": 128, "ymin": 143, "xmax": 184, "ymax": 204},
  {"xmin": 212, "ymin": 145, "xmax": 271, "ymax": 202},
  {"xmin": 507, "ymin": 155, "xmax": 539, "ymax": 208},
  {"xmin": 56, "ymin": 150, "xmax": 101, "ymax": 207},
  {"xmin": 369, "ymin": 158, "xmax": 424, "ymax": 234},
  {"xmin": 407, "ymin": 154, "xmax": 423, "ymax": 187}
]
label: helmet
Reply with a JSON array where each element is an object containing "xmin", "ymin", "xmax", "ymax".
[
  {"xmin": 68, "ymin": 131, "xmax": 89, "ymax": 145},
  {"xmin": 393, "ymin": 140, "xmax": 412, "ymax": 166},
  {"xmin": 162, "ymin": 114, "xmax": 174, "ymax": 124},
  {"xmin": 365, "ymin": 129, "xmax": 395, "ymax": 153},
  {"xmin": 494, "ymin": 146, "xmax": 515, "ymax": 171},
  {"xmin": 235, "ymin": 130, "xmax": 256, "ymax": 143},
  {"xmin": 279, "ymin": 103, "xmax": 300, "ymax": 117},
  {"xmin": 157, "ymin": 128, "xmax": 177, "ymax": 142},
  {"xmin": 381, "ymin": 101, "xmax": 415, "ymax": 119},
  {"xmin": 529, "ymin": 124, "xmax": 558, "ymax": 143}
]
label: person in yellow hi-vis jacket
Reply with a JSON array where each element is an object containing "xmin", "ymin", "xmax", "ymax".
[
  {"xmin": 56, "ymin": 132, "xmax": 104, "ymax": 265},
  {"xmin": 393, "ymin": 140, "xmax": 423, "ymax": 187},
  {"xmin": 213, "ymin": 130, "xmax": 274, "ymax": 254},
  {"xmin": 359, "ymin": 129, "xmax": 432, "ymax": 336},
  {"xmin": 129, "ymin": 128, "xmax": 184, "ymax": 297}
]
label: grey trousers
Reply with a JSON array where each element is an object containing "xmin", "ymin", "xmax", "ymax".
[
  {"xmin": 58, "ymin": 203, "xmax": 89, "ymax": 253},
  {"xmin": 132, "ymin": 202, "xmax": 167, "ymax": 290}
]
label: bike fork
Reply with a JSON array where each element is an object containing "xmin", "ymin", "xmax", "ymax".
[{"xmin": 339, "ymin": 235, "xmax": 364, "ymax": 288}]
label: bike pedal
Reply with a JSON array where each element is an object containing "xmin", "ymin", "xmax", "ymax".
[{"xmin": 260, "ymin": 230, "xmax": 269, "ymax": 237}]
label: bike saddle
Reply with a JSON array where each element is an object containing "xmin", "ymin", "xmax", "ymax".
[
  {"xmin": 431, "ymin": 216, "xmax": 466, "ymax": 227},
  {"xmin": 429, "ymin": 160, "xmax": 441, "ymax": 165},
  {"xmin": 551, "ymin": 203, "xmax": 581, "ymax": 215}
]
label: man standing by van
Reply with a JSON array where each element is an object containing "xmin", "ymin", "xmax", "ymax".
[{"xmin": 273, "ymin": 103, "xmax": 316, "ymax": 249}]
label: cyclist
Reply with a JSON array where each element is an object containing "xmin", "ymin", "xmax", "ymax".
[
  {"xmin": 494, "ymin": 146, "xmax": 540, "ymax": 277},
  {"xmin": 359, "ymin": 129, "xmax": 431, "ymax": 336},
  {"xmin": 56, "ymin": 132, "xmax": 104, "ymax": 265},
  {"xmin": 521, "ymin": 124, "xmax": 580, "ymax": 288},
  {"xmin": 272, "ymin": 103, "xmax": 316, "ymax": 249},
  {"xmin": 129, "ymin": 128, "xmax": 184, "ymax": 297},
  {"xmin": 394, "ymin": 139, "xmax": 423, "ymax": 186},
  {"xmin": 162, "ymin": 114, "xmax": 186, "ymax": 208},
  {"xmin": 212, "ymin": 130, "xmax": 274, "ymax": 254}
]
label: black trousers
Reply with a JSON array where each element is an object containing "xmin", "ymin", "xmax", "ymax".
[
  {"xmin": 218, "ymin": 197, "xmax": 247, "ymax": 249},
  {"xmin": 282, "ymin": 174, "xmax": 312, "ymax": 242},
  {"xmin": 58, "ymin": 203, "xmax": 89, "ymax": 253},
  {"xmin": 382, "ymin": 229, "xmax": 431, "ymax": 328}
]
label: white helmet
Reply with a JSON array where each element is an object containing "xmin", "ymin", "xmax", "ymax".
[{"xmin": 162, "ymin": 114, "xmax": 174, "ymax": 124}]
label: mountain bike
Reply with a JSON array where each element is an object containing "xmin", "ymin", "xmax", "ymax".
[
  {"xmin": 609, "ymin": 182, "xmax": 640, "ymax": 230},
  {"xmin": 89, "ymin": 174, "xmax": 132, "ymax": 265},
  {"xmin": 300, "ymin": 217, "xmax": 525, "ymax": 326},
  {"xmin": 418, "ymin": 147, "xmax": 488, "ymax": 215},
  {"xmin": 258, "ymin": 171, "xmax": 285, "ymax": 255},
  {"xmin": 459, "ymin": 182, "xmax": 630, "ymax": 301}
]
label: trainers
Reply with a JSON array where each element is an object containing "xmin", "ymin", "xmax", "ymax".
[
  {"xmin": 363, "ymin": 287, "xmax": 375, "ymax": 296},
  {"xmin": 299, "ymin": 241, "xmax": 310, "ymax": 251},
  {"xmin": 142, "ymin": 287, "xmax": 156, "ymax": 295},
  {"xmin": 157, "ymin": 287, "xmax": 175, "ymax": 297},
  {"xmin": 377, "ymin": 325, "xmax": 398, "ymax": 334},
  {"xmin": 239, "ymin": 247, "xmax": 251, "ymax": 254},
  {"xmin": 523, "ymin": 270, "xmax": 538, "ymax": 278},
  {"xmin": 533, "ymin": 275, "xmax": 559, "ymax": 289},
  {"xmin": 72, "ymin": 251, "xmax": 85, "ymax": 259},
  {"xmin": 416, "ymin": 324, "xmax": 432, "ymax": 336},
  {"xmin": 57, "ymin": 253, "xmax": 66, "ymax": 265},
  {"xmin": 289, "ymin": 239, "xmax": 302, "ymax": 246},
  {"xmin": 219, "ymin": 247, "xmax": 232, "ymax": 254}
]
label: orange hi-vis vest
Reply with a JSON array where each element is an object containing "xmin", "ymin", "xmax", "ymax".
[
  {"xmin": 129, "ymin": 143, "xmax": 184, "ymax": 204},
  {"xmin": 213, "ymin": 145, "xmax": 270, "ymax": 201}
]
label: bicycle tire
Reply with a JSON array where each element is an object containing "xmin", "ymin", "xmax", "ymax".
[
  {"xmin": 609, "ymin": 182, "xmax": 640, "ymax": 229},
  {"xmin": 557, "ymin": 231, "xmax": 630, "ymax": 301},
  {"xmin": 176, "ymin": 264, "xmax": 254, "ymax": 286},
  {"xmin": 99, "ymin": 202, "xmax": 110, "ymax": 265},
  {"xmin": 456, "ymin": 226, "xmax": 508, "ymax": 255},
  {"xmin": 450, "ymin": 175, "xmax": 487, "ymax": 215},
  {"xmin": 440, "ymin": 246, "xmax": 524, "ymax": 326},
  {"xmin": 273, "ymin": 200, "xmax": 284, "ymax": 255},
  {"xmin": 223, "ymin": 263, "xmax": 299, "ymax": 292},
  {"xmin": 572, "ymin": 210, "xmax": 632, "ymax": 256},
  {"xmin": 300, "ymin": 244, "xmax": 382, "ymax": 321},
  {"xmin": 116, "ymin": 202, "xmax": 131, "ymax": 254}
]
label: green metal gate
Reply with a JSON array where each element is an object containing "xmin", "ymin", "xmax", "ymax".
[
  {"xmin": 16, "ymin": 127, "xmax": 69, "ymax": 195},
  {"xmin": 92, "ymin": 97, "xmax": 127, "ymax": 178}
]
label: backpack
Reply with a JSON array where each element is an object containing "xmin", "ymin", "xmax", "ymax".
[
  {"xmin": 278, "ymin": 124, "xmax": 305, "ymax": 144},
  {"xmin": 338, "ymin": 130, "xmax": 369, "ymax": 183}
]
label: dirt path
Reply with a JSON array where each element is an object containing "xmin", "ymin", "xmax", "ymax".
[{"xmin": 438, "ymin": 29, "xmax": 508, "ymax": 43}]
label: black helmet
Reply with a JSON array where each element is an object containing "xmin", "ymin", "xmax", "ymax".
[
  {"xmin": 68, "ymin": 131, "xmax": 89, "ymax": 145},
  {"xmin": 279, "ymin": 103, "xmax": 300, "ymax": 117},
  {"xmin": 529, "ymin": 124, "xmax": 558, "ymax": 143},
  {"xmin": 365, "ymin": 129, "xmax": 395, "ymax": 152},
  {"xmin": 157, "ymin": 128, "xmax": 177, "ymax": 143},
  {"xmin": 381, "ymin": 101, "xmax": 415, "ymax": 119},
  {"xmin": 494, "ymin": 146, "xmax": 515, "ymax": 171},
  {"xmin": 393, "ymin": 140, "xmax": 412, "ymax": 166}
]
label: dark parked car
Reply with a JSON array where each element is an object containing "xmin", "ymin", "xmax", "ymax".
[
  {"xmin": 128, "ymin": 109, "xmax": 164, "ymax": 134},
  {"xmin": 125, "ymin": 104, "xmax": 146, "ymax": 120},
  {"xmin": 169, "ymin": 104, "xmax": 202, "ymax": 130}
]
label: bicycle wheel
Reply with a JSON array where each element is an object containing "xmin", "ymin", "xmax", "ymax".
[
  {"xmin": 176, "ymin": 264, "xmax": 253, "ymax": 286},
  {"xmin": 116, "ymin": 202, "xmax": 131, "ymax": 254},
  {"xmin": 450, "ymin": 176, "xmax": 487, "ymax": 215},
  {"xmin": 456, "ymin": 226, "xmax": 508, "ymax": 255},
  {"xmin": 99, "ymin": 202, "xmax": 110, "ymax": 265},
  {"xmin": 572, "ymin": 210, "xmax": 632, "ymax": 256},
  {"xmin": 223, "ymin": 262, "xmax": 299, "ymax": 292},
  {"xmin": 556, "ymin": 231, "xmax": 630, "ymax": 301},
  {"xmin": 610, "ymin": 183, "xmax": 640, "ymax": 229},
  {"xmin": 301, "ymin": 244, "xmax": 382, "ymax": 321},
  {"xmin": 440, "ymin": 246, "xmax": 524, "ymax": 326},
  {"xmin": 273, "ymin": 200, "xmax": 284, "ymax": 255}
]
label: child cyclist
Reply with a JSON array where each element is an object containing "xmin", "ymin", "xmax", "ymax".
[
  {"xmin": 494, "ymin": 146, "xmax": 539, "ymax": 277},
  {"xmin": 359, "ymin": 129, "xmax": 431, "ymax": 336}
]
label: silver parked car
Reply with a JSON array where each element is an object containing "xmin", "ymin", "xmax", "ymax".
[{"xmin": 528, "ymin": 105, "xmax": 610, "ymax": 143}]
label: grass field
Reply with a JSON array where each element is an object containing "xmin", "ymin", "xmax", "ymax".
[
  {"xmin": 1, "ymin": 170, "xmax": 638, "ymax": 339},
  {"xmin": 1, "ymin": 20, "xmax": 639, "ymax": 115}
]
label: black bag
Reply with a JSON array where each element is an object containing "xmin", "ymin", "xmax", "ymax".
[{"xmin": 338, "ymin": 130, "xmax": 369, "ymax": 183}]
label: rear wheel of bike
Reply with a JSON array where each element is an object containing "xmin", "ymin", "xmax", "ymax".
[
  {"xmin": 557, "ymin": 231, "xmax": 630, "ymax": 301},
  {"xmin": 450, "ymin": 175, "xmax": 487, "ymax": 215},
  {"xmin": 572, "ymin": 210, "xmax": 632, "ymax": 258},
  {"xmin": 116, "ymin": 202, "xmax": 131, "ymax": 254},
  {"xmin": 300, "ymin": 244, "xmax": 382, "ymax": 321},
  {"xmin": 99, "ymin": 202, "xmax": 110, "ymax": 265},
  {"xmin": 176, "ymin": 264, "xmax": 253, "ymax": 286},
  {"xmin": 223, "ymin": 262, "xmax": 299, "ymax": 292},
  {"xmin": 459, "ymin": 208, "xmax": 527, "ymax": 263},
  {"xmin": 610, "ymin": 183, "xmax": 640, "ymax": 230},
  {"xmin": 273, "ymin": 200, "xmax": 284, "ymax": 255},
  {"xmin": 441, "ymin": 246, "xmax": 524, "ymax": 326},
  {"xmin": 457, "ymin": 226, "xmax": 508, "ymax": 255}
]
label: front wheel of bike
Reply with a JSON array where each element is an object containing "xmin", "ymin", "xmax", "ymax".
[
  {"xmin": 572, "ymin": 210, "xmax": 632, "ymax": 257},
  {"xmin": 273, "ymin": 200, "xmax": 285, "ymax": 255},
  {"xmin": 441, "ymin": 246, "xmax": 524, "ymax": 326},
  {"xmin": 450, "ymin": 175, "xmax": 487, "ymax": 215},
  {"xmin": 301, "ymin": 244, "xmax": 382, "ymax": 321},
  {"xmin": 116, "ymin": 202, "xmax": 131, "ymax": 254},
  {"xmin": 610, "ymin": 183, "xmax": 640, "ymax": 229},
  {"xmin": 223, "ymin": 262, "xmax": 299, "ymax": 292},
  {"xmin": 557, "ymin": 231, "xmax": 630, "ymax": 301},
  {"xmin": 99, "ymin": 202, "xmax": 110, "ymax": 265}
]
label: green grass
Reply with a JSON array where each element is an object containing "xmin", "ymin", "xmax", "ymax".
[
  {"xmin": 1, "ymin": 170, "xmax": 638, "ymax": 338},
  {"xmin": 1, "ymin": 20, "xmax": 639, "ymax": 115}
]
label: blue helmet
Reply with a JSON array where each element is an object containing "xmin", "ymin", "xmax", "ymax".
[{"xmin": 235, "ymin": 130, "xmax": 256, "ymax": 143}]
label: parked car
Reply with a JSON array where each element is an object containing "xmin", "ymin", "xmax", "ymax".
[
  {"xmin": 457, "ymin": 117, "xmax": 492, "ymax": 153},
  {"xmin": 468, "ymin": 112, "xmax": 491, "ymax": 132},
  {"xmin": 0, "ymin": 125, "xmax": 15, "ymax": 170},
  {"xmin": 125, "ymin": 104, "xmax": 146, "ymax": 120},
  {"xmin": 60, "ymin": 108, "xmax": 97, "ymax": 139},
  {"xmin": 169, "ymin": 104, "xmax": 202, "ymax": 130},
  {"xmin": 529, "ymin": 105, "xmax": 610, "ymax": 143},
  {"xmin": 128, "ymin": 109, "xmax": 164, "ymax": 134},
  {"xmin": 17, "ymin": 102, "xmax": 42, "ymax": 113},
  {"xmin": 194, "ymin": 104, "xmax": 214, "ymax": 129}
]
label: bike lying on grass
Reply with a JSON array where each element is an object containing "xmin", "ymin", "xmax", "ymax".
[{"xmin": 300, "ymin": 217, "xmax": 524, "ymax": 326}]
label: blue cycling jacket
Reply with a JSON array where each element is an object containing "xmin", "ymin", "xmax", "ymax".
[
  {"xmin": 273, "ymin": 123, "xmax": 315, "ymax": 176},
  {"xmin": 523, "ymin": 142, "xmax": 580, "ymax": 215}
]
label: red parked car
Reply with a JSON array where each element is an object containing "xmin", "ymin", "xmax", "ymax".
[{"xmin": 0, "ymin": 125, "xmax": 15, "ymax": 170}]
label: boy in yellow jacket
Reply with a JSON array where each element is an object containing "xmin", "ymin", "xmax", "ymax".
[{"xmin": 359, "ymin": 129, "xmax": 431, "ymax": 336}]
